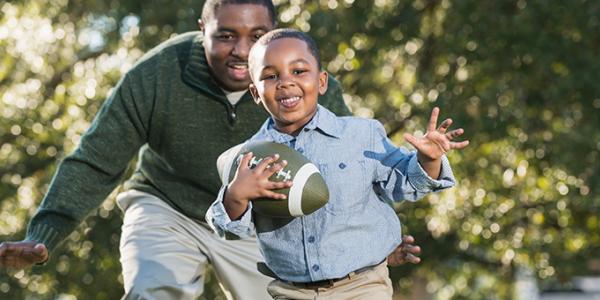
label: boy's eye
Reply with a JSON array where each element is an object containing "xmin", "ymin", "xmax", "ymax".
[
  {"xmin": 262, "ymin": 74, "xmax": 277, "ymax": 80},
  {"xmin": 293, "ymin": 69, "xmax": 307, "ymax": 75}
]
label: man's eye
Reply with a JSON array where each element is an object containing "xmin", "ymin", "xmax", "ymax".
[
  {"xmin": 216, "ymin": 34, "xmax": 234, "ymax": 40},
  {"xmin": 253, "ymin": 34, "xmax": 263, "ymax": 41}
]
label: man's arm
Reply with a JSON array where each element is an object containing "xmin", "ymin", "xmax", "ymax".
[{"xmin": 1, "ymin": 73, "xmax": 152, "ymax": 269}]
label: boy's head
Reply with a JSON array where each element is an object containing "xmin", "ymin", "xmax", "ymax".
[
  {"xmin": 199, "ymin": 0, "xmax": 277, "ymax": 92},
  {"xmin": 248, "ymin": 28, "xmax": 328, "ymax": 135}
]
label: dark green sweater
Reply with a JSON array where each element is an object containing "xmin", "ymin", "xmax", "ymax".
[{"xmin": 26, "ymin": 32, "xmax": 351, "ymax": 253}]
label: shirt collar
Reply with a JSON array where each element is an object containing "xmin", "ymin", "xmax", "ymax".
[{"xmin": 256, "ymin": 105, "xmax": 343, "ymax": 143}]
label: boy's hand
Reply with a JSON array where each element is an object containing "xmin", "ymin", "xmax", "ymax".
[
  {"xmin": 404, "ymin": 107, "xmax": 469, "ymax": 178},
  {"xmin": 0, "ymin": 241, "xmax": 48, "ymax": 269},
  {"xmin": 387, "ymin": 235, "xmax": 421, "ymax": 266},
  {"xmin": 224, "ymin": 152, "xmax": 293, "ymax": 220}
]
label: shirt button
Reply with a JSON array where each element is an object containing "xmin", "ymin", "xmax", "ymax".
[
  {"xmin": 307, "ymin": 236, "xmax": 315, "ymax": 243},
  {"xmin": 297, "ymin": 147, "xmax": 304, "ymax": 153},
  {"xmin": 303, "ymin": 128, "xmax": 310, "ymax": 132},
  {"xmin": 312, "ymin": 264, "xmax": 320, "ymax": 272},
  {"xmin": 339, "ymin": 162, "xmax": 346, "ymax": 169}
]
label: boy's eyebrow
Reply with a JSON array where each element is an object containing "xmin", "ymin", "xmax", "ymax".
[{"xmin": 262, "ymin": 58, "xmax": 311, "ymax": 69}]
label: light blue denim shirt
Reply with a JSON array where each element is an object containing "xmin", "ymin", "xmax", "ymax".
[{"xmin": 207, "ymin": 105, "xmax": 455, "ymax": 282}]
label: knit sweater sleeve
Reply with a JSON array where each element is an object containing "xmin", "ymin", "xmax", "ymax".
[
  {"xmin": 320, "ymin": 74, "xmax": 352, "ymax": 117},
  {"xmin": 26, "ymin": 72, "xmax": 152, "ymax": 255}
]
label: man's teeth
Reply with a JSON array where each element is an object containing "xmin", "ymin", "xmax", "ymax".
[
  {"xmin": 280, "ymin": 96, "xmax": 301, "ymax": 105},
  {"xmin": 230, "ymin": 64, "xmax": 247, "ymax": 69}
]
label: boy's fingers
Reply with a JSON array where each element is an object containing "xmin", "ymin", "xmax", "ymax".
[
  {"xmin": 446, "ymin": 128, "xmax": 464, "ymax": 140},
  {"xmin": 256, "ymin": 154, "xmax": 279, "ymax": 172},
  {"xmin": 403, "ymin": 133, "xmax": 419, "ymax": 148},
  {"xmin": 427, "ymin": 107, "xmax": 440, "ymax": 132},
  {"xmin": 266, "ymin": 181, "xmax": 293, "ymax": 190},
  {"xmin": 266, "ymin": 160, "xmax": 288, "ymax": 177},
  {"xmin": 437, "ymin": 118, "xmax": 452, "ymax": 133},
  {"xmin": 451, "ymin": 140, "xmax": 470, "ymax": 149},
  {"xmin": 239, "ymin": 152, "xmax": 254, "ymax": 170},
  {"xmin": 259, "ymin": 191, "xmax": 287, "ymax": 200}
]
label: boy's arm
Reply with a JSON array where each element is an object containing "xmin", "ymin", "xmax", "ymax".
[
  {"xmin": 371, "ymin": 120, "xmax": 455, "ymax": 202},
  {"xmin": 206, "ymin": 186, "xmax": 255, "ymax": 239}
]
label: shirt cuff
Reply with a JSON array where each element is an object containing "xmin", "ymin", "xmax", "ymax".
[
  {"xmin": 206, "ymin": 185, "xmax": 255, "ymax": 239},
  {"xmin": 406, "ymin": 155, "xmax": 456, "ymax": 192}
]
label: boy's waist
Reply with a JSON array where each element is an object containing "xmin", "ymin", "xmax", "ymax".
[{"xmin": 260, "ymin": 260, "xmax": 387, "ymax": 289}]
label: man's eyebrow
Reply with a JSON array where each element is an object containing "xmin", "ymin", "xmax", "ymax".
[{"xmin": 216, "ymin": 26, "xmax": 271, "ymax": 32}]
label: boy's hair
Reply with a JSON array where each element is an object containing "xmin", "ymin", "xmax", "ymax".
[
  {"xmin": 249, "ymin": 28, "xmax": 322, "ymax": 73},
  {"xmin": 201, "ymin": 0, "xmax": 277, "ymax": 26}
]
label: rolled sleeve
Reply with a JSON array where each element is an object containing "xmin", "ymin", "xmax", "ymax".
[
  {"xmin": 205, "ymin": 186, "xmax": 255, "ymax": 239},
  {"xmin": 407, "ymin": 154, "xmax": 455, "ymax": 192}
]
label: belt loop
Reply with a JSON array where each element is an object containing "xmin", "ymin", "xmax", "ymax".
[{"xmin": 347, "ymin": 271, "xmax": 357, "ymax": 280}]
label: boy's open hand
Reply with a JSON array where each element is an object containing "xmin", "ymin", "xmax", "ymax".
[
  {"xmin": 404, "ymin": 107, "xmax": 469, "ymax": 161},
  {"xmin": 224, "ymin": 152, "xmax": 293, "ymax": 220}
]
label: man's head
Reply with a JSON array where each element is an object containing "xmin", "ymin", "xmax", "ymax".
[
  {"xmin": 199, "ymin": 0, "xmax": 277, "ymax": 91},
  {"xmin": 248, "ymin": 29, "xmax": 328, "ymax": 135}
]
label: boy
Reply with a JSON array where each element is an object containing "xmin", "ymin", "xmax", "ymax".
[{"xmin": 207, "ymin": 29, "xmax": 469, "ymax": 299}]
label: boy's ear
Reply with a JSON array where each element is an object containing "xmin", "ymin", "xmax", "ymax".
[
  {"xmin": 249, "ymin": 83, "xmax": 261, "ymax": 104},
  {"xmin": 318, "ymin": 70, "xmax": 329, "ymax": 96}
]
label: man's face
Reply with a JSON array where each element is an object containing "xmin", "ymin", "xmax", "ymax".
[
  {"xmin": 201, "ymin": 4, "xmax": 275, "ymax": 92},
  {"xmin": 249, "ymin": 38, "xmax": 328, "ymax": 135}
]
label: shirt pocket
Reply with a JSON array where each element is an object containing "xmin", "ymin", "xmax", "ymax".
[{"xmin": 318, "ymin": 159, "xmax": 369, "ymax": 215}]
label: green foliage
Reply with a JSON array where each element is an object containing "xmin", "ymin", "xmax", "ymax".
[{"xmin": 1, "ymin": 0, "xmax": 599, "ymax": 299}]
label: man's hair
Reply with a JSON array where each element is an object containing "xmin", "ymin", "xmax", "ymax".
[
  {"xmin": 201, "ymin": 0, "xmax": 277, "ymax": 26},
  {"xmin": 249, "ymin": 28, "xmax": 322, "ymax": 74}
]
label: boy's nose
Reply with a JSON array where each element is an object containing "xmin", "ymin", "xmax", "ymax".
[{"xmin": 276, "ymin": 75, "xmax": 296, "ymax": 89}]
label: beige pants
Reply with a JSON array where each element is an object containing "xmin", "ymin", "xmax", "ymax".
[
  {"xmin": 266, "ymin": 261, "xmax": 393, "ymax": 300},
  {"xmin": 117, "ymin": 190, "xmax": 271, "ymax": 300}
]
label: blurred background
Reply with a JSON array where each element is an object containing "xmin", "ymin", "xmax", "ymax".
[{"xmin": 1, "ymin": 0, "xmax": 599, "ymax": 299}]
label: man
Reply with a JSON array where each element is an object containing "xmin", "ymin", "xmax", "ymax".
[{"xmin": 0, "ymin": 1, "xmax": 420, "ymax": 299}]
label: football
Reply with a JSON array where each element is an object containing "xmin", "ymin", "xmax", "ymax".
[{"xmin": 216, "ymin": 141, "xmax": 329, "ymax": 217}]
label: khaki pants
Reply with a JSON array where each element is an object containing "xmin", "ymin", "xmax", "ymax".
[
  {"xmin": 266, "ymin": 261, "xmax": 393, "ymax": 300},
  {"xmin": 117, "ymin": 190, "xmax": 271, "ymax": 300}
]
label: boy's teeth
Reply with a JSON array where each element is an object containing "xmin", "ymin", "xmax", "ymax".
[{"xmin": 281, "ymin": 96, "xmax": 300, "ymax": 104}]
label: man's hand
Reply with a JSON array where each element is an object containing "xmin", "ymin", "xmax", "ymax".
[
  {"xmin": 0, "ymin": 241, "xmax": 48, "ymax": 269},
  {"xmin": 387, "ymin": 235, "xmax": 421, "ymax": 266}
]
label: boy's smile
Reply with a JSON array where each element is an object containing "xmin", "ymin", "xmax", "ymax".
[{"xmin": 250, "ymin": 38, "xmax": 328, "ymax": 135}]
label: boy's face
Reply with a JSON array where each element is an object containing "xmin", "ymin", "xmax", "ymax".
[
  {"xmin": 200, "ymin": 4, "xmax": 274, "ymax": 92},
  {"xmin": 249, "ymin": 38, "xmax": 328, "ymax": 135}
]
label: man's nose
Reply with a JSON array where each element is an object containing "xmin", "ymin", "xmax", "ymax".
[{"xmin": 232, "ymin": 38, "xmax": 252, "ymax": 59}]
